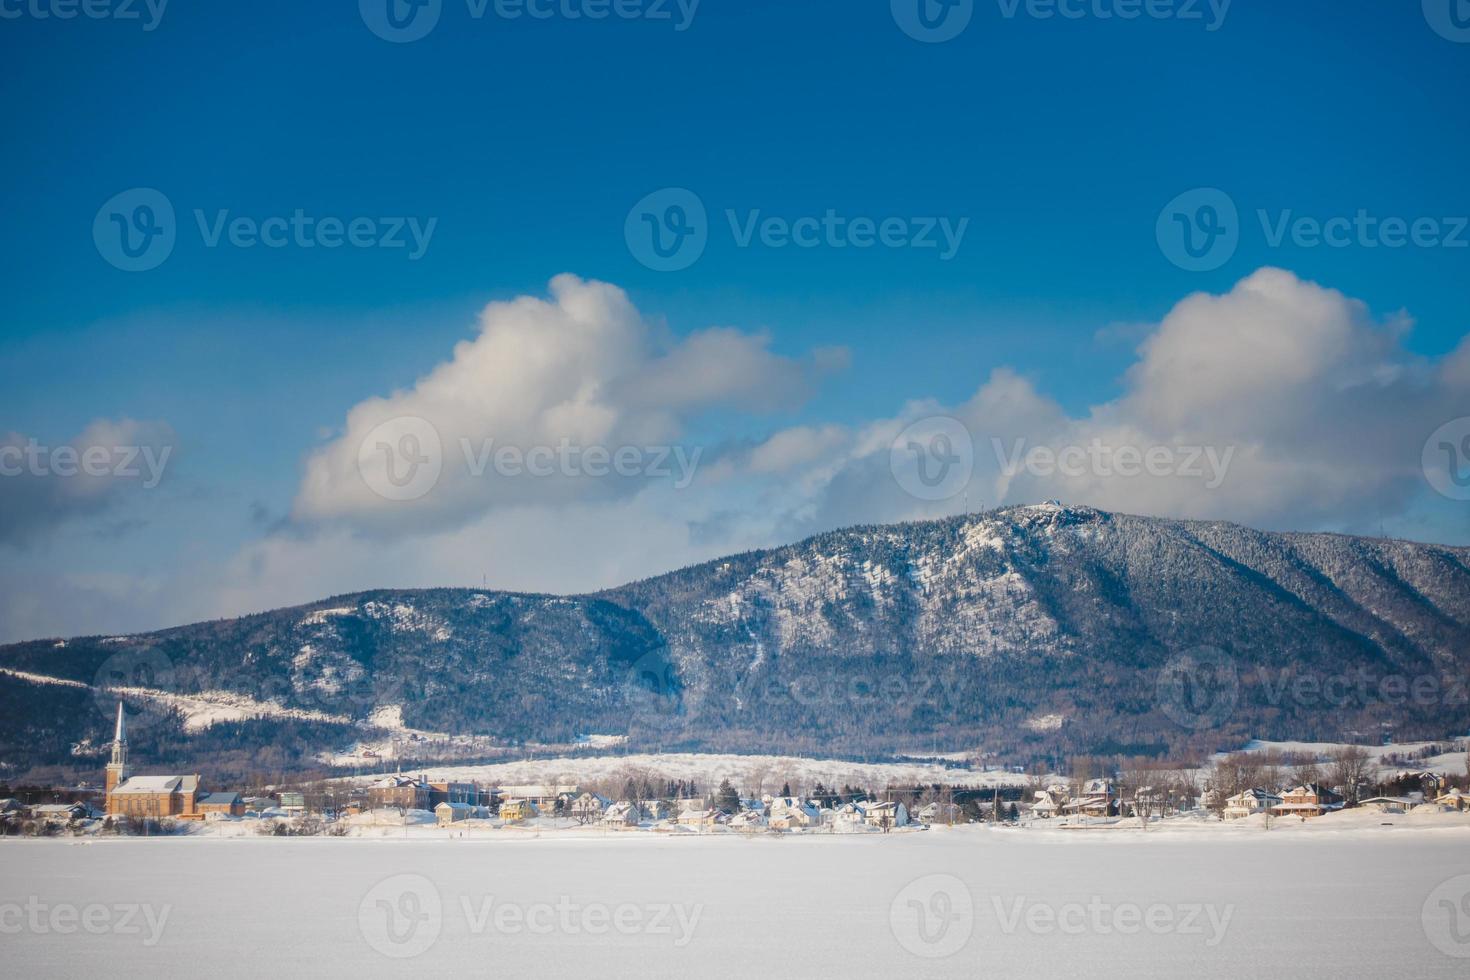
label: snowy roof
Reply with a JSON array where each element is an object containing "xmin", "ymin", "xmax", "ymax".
[
  {"xmin": 200, "ymin": 793, "xmax": 241, "ymax": 805},
  {"xmin": 436, "ymin": 802, "xmax": 475, "ymax": 812},
  {"xmin": 113, "ymin": 775, "xmax": 184, "ymax": 794}
]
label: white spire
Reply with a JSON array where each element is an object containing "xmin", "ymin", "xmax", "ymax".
[{"xmin": 114, "ymin": 701, "xmax": 127, "ymax": 745}]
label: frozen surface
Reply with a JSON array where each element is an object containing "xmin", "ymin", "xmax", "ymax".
[{"xmin": 3, "ymin": 828, "xmax": 1469, "ymax": 978}]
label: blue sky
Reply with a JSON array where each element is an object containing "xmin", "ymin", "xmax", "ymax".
[{"xmin": 2, "ymin": 1, "xmax": 1468, "ymax": 641}]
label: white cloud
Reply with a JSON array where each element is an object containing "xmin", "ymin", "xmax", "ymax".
[
  {"xmin": 799, "ymin": 268, "xmax": 1470, "ymax": 533},
  {"xmin": 293, "ymin": 274, "xmax": 842, "ymax": 534}
]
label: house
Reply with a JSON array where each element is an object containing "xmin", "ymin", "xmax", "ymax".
[
  {"xmin": 31, "ymin": 803, "xmax": 88, "ymax": 824},
  {"xmin": 638, "ymin": 800, "xmax": 671, "ymax": 821},
  {"xmin": 915, "ymin": 801, "xmax": 962, "ymax": 825},
  {"xmin": 768, "ymin": 797, "xmax": 822, "ymax": 830},
  {"xmin": 860, "ymin": 801, "xmax": 909, "ymax": 830},
  {"xmin": 1359, "ymin": 796, "xmax": 1414, "ymax": 815},
  {"xmin": 497, "ymin": 784, "xmax": 579, "ymax": 815},
  {"xmin": 1434, "ymin": 789, "xmax": 1469, "ymax": 812},
  {"xmin": 570, "ymin": 793, "xmax": 611, "ymax": 821},
  {"xmin": 1223, "ymin": 789, "xmax": 1282, "ymax": 820},
  {"xmin": 367, "ymin": 776, "xmax": 430, "ymax": 812},
  {"xmin": 602, "ymin": 801, "xmax": 644, "ymax": 827},
  {"xmin": 435, "ymin": 802, "xmax": 477, "ymax": 826},
  {"xmin": 0, "ymin": 798, "xmax": 23, "ymax": 814},
  {"xmin": 498, "ymin": 799, "xmax": 539, "ymax": 822},
  {"xmin": 427, "ymin": 781, "xmax": 479, "ymax": 808},
  {"xmin": 198, "ymin": 793, "xmax": 245, "ymax": 818},
  {"xmin": 728, "ymin": 809, "xmax": 767, "ymax": 830},
  {"xmin": 1029, "ymin": 792, "xmax": 1059, "ymax": 819},
  {"xmin": 1270, "ymin": 784, "xmax": 1345, "ymax": 818},
  {"xmin": 676, "ymin": 807, "xmax": 725, "ymax": 829}
]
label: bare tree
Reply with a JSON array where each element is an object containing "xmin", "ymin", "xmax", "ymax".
[{"xmin": 1328, "ymin": 745, "xmax": 1373, "ymax": 806}]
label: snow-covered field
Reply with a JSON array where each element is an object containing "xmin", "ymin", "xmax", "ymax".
[{"xmin": 6, "ymin": 825, "xmax": 1470, "ymax": 977}]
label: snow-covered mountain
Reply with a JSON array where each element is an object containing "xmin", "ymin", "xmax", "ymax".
[{"xmin": 3, "ymin": 505, "xmax": 1468, "ymax": 778}]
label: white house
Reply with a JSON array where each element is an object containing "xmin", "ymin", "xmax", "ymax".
[
  {"xmin": 768, "ymin": 798, "xmax": 822, "ymax": 830},
  {"xmin": 860, "ymin": 801, "xmax": 909, "ymax": 829},
  {"xmin": 602, "ymin": 801, "xmax": 644, "ymax": 826},
  {"xmin": 728, "ymin": 810, "xmax": 767, "ymax": 830},
  {"xmin": 1223, "ymin": 789, "xmax": 1283, "ymax": 819}
]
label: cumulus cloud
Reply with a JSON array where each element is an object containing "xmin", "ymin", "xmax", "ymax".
[
  {"xmin": 0, "ymin": 418, "xmax": 176, "ymax": 547},
  {"xmin": 294, "ymin": 274, "xmax": 843, "ymax": 534},
  {"xmin": 796, "ymin": 268, "xmax": 1469, "ymax": 533}
]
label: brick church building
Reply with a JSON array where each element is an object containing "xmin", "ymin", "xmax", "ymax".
[{"xmin": 104, "ymin": 702, "xmax": 206, "ymax": 820}]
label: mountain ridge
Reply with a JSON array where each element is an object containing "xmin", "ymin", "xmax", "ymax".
[{"xmin": 3, "ymin": 504, "xmax": 1468, "ymax": 780}]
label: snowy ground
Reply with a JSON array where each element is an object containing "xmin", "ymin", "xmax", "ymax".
[{"xmin": 5, "ymin": 824, "xmax": 1470, "ymax": 977}]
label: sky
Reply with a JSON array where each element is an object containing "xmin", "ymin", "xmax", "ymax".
[{"xmin": 1, "ymin": 0, "xmax": 1468, "ymax": 642}]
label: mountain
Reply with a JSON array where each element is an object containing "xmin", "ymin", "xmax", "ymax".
[{"xmin": 3, "ymin": 504, "xmax": 1469, "ymax": 781}]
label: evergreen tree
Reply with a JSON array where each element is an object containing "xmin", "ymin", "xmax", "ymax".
[
  {"xmin": 715, "ymin": 779, "xmax": 740, "ymax": 813},
  {"xmin": 780, "ymin": 782, "xmax": 792, "ymax": 797}
]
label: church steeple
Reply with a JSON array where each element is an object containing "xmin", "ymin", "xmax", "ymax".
[{"xmin": 105, "ymin": 702, "xmax": 129, "ymax": 804}]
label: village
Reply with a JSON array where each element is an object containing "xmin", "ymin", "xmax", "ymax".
[{"xmin": 3, "ymin": 704, "xmax": 1468, "ymax": 838}]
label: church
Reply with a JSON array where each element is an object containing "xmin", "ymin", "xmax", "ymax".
[{"xmin": 103, "ymin": 702, "xmax": 207, "ymax": 820}]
